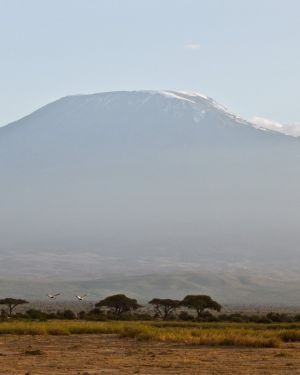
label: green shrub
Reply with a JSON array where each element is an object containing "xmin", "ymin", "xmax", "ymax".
[{"xmin": 63, "ymin": 310, "xmax": 76, "ymax": 320}]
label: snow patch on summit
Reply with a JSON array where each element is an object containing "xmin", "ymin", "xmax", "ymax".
[
  {"xmin": 158, "ymin": 91, "xmax": 196, "ymax": 103},
  {"xmin": 176, "ymin": 91, "xmax": 209, "ymax": 100}
]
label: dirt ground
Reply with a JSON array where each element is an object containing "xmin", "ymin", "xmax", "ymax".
[{"xmin": 0, "ymin": 334, "xmax": 299, "ymax": 375}]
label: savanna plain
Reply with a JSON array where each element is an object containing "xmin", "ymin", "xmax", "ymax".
[{"xmin": 0, "ymin": 321, "xmax": 300, "ymax": 375}]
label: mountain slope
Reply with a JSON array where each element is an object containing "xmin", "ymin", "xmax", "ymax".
[
  {"xmin": 0, "ymin": 90, "xmax": 299, "ymax": 293},
  {"xmin": 1, "ymin": 270, "xmax": 300, "ymax": 305}
]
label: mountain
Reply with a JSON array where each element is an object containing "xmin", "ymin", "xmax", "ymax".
[{"xmin": 0, "ymin": 90, "xmax": 300, "ymax": 302}]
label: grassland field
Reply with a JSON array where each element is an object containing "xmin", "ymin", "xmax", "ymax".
[
  {"xmin": 1, "ymin": 320, "xmax": 300, "ymax": 374},
  {"xmin": 0, "ymin": 320, "xmax": 300, "ymax": 348}
]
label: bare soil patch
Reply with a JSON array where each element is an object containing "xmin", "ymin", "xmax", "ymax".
[{"xmin": 0, "ymin": 334, "xmax": 299, "ymax": 375}]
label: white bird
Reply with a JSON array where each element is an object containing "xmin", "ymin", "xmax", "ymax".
[
  {"xmin": 47, "ymin": 293, "xmax": 60, "ymax": 299},
  {"xmin": 76, "ymin": 294, "xmax": 87, "ymax": 301}
]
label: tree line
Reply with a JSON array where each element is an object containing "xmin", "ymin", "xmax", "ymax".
[
  {"xmin": 1, "ymin": 294, "xmax": 300, "ymax": 323},
  {"xmin": 0, "ymin": 294, "xmax": 220, "ymax": 320}
]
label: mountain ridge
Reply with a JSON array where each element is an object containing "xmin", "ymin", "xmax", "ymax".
[{"xmin": 0, "ymin": 90, "xmax": 285, "ymax": 138}]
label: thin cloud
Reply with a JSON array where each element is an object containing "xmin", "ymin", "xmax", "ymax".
[
  {"xmin": 185, "ymin": 43, "xmax": 201, "ymax": 50},
  {"xmin": 251, "ymin": 116, "xmax": 300, "ymax": 137},
  {"xmin": 251, "ymin": 117, "xmax": 284, "ymax": 132}
]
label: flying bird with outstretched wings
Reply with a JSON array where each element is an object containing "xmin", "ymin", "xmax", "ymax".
[
  {"xmin": 76, "ymin": 295, "xmax": 87, "ymax": 301},
  {"xmin": 47, "ymin": 293, "xmax": 60, "ymax": 299}
]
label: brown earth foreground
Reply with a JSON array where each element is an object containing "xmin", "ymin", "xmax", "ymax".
[{"xmin": 0, "ymin": 335, "xmax": 299, "ymax": 375}]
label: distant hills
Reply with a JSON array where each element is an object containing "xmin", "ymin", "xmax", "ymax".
[{"xmin": 1, "ymin": 270, "xmax": 300, "ymax": 305}]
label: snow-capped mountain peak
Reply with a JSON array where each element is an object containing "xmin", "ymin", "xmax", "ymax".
[{"xmin": 0, "ymin": 89, "xmax": 299, "ymax": 285}]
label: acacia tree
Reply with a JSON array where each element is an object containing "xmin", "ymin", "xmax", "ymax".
[
  {"xmin": 148, "ymin": 298, "xmax": 180, "ymax": 320},
  {"xmin": 181, "ymin": 295, "xmax": 221, "ymax": 320},
  {"xmin": 95, "ymin": 294, "xmax": 141, "ymax": 316},
  {"xmin": 0, "ymin": 298, "xmax": 29, "ymax": 316}
]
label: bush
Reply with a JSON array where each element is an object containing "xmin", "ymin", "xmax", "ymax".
[
  {"xmin": 294, "ymin": 314, "xmax": 300, "ymax": 322},
  {"xmin": 25, "ymin": 309, "xmax": 48, "ymax": 321},
  {"xmin": 78, "ymin": 311, "xmax": 86, "ymax": 320},
  {"xmin": 217, "ymin": 314, "xmax": 248, "ymax": 323},
  {"xmin": 63, "ymin": 310, "xmax": 76, "ymax": 320},
  {"xmin": 266, "ymin": 312, "xmax": 293, "ymax": 323},
  {"xmin": 178, "ymin": 311, "xmax": 194, "ymax": 321}
]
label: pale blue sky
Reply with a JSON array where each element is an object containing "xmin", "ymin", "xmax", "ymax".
[{"xmin": 1, "ymin": 0, "xmax": 299, "ymax": 126}]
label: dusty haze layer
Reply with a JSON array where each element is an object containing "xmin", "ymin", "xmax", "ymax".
[{"xmin": 0, "ymin": 91, "xmax": 299, "ymax": 303}]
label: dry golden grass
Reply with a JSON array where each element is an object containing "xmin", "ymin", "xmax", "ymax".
[{"xmin": 0, "ymin": 320, "xmax": 299, "ymax": 347}]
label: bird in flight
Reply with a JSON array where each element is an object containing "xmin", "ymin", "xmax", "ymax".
[
  {"xmin": 76, "ymin": 295, "xmax": 87, "ymax": 301},
  {"xmin": 47, "ymin": 293, "xmax": 60, "ymax": 299}
]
